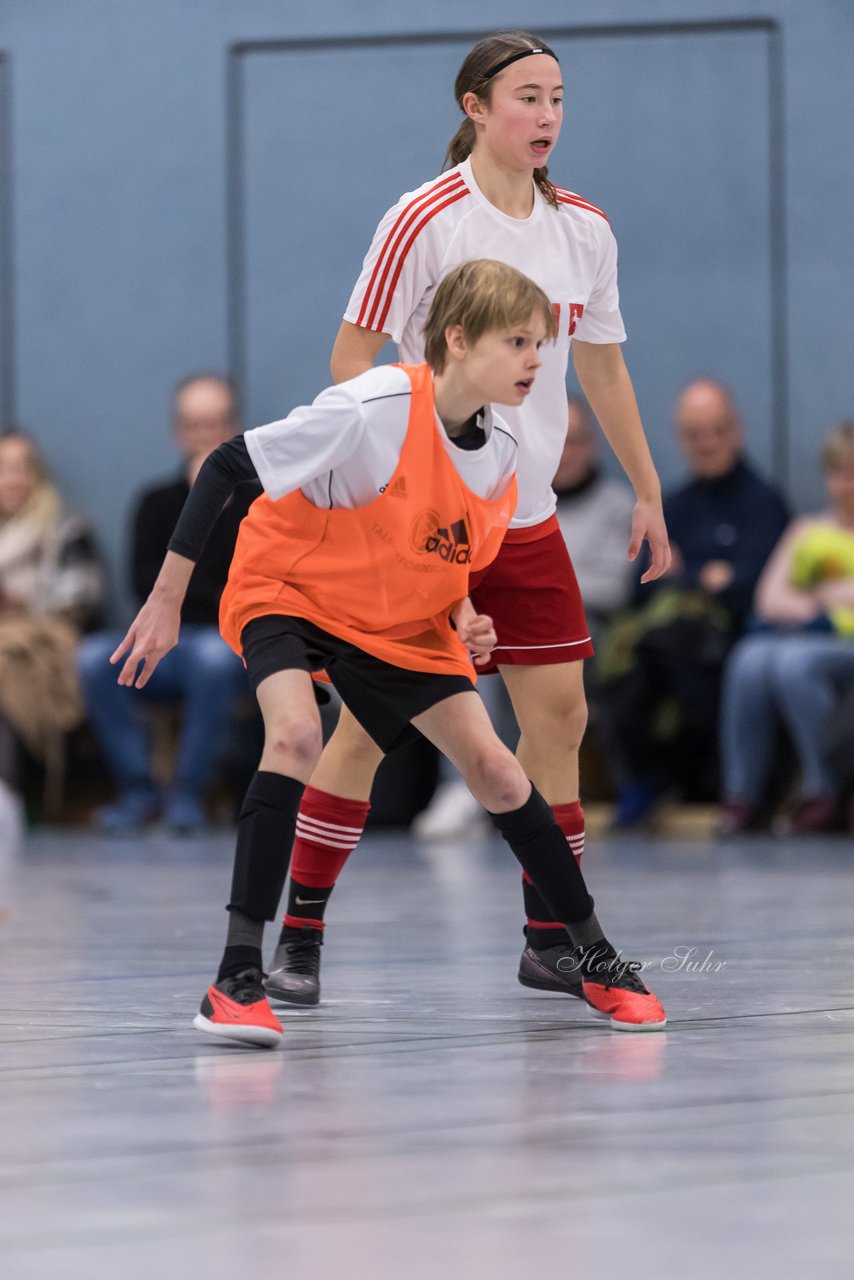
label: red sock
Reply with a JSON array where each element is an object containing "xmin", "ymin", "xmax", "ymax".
[
  {"xmin": 281, "ymin": 786, "xmax": 370, "ymax": 932},
  {"xmin": 552, "ymin": 799, "xmax": 585, "ymax": 865},
  {"xmin": 522, "ymin": 800, "xmax": 585, "ymax": 947}
]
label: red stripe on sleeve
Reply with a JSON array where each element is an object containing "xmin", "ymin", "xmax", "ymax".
[
  {"xmin": 555, "ymin": 189, "xmax": 609, "ymax": 223},
  {"xmin": 374, "ymin": 188, "xmax": 470, "ymax": 333},
  {"xmin": 355, "ymin": 173, "xmax": 466, "ymax": 330}
]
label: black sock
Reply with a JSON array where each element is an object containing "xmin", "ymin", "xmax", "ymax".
[
  {"xmin": 216, "ymin": 771, "xmax": 304, "ymax": 980},
  {"xmin": 217, "ymin": 944, "xmax": 264, "ymax": 983},
  {"xmin": 522, "ymin": 878, "xmax": 569, "ymax": 950},
  {"xmin": 227, "ymin": 771, "xmax": 304, "ymax": 921},
  {"xmin": 490, "ymin": 785, "xmax": 594, "ymax": 926},
  {"xmin": 279, "ymin": 878, "xmax": 332, "ymax": 943}
]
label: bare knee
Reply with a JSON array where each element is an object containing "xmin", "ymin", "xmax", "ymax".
[
  {"xmin": 466, "ymin": 744, "xmax": 528, "ymax": 812},
  {"xmin": 264, "ymin": 713, "xmax": 323, "ymax": 773},
  {"xmin": 561, "ymin": 696, "xmax": 589, "ymax": 753},
  {"xmin": 518, "ymin": 694, "xmax": 588, "ymax": 758}
]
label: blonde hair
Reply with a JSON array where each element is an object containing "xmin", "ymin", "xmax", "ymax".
[
  {"xmin": 0, "ymin": 429, "xmax": 61, "ymax": 532},
  {"xmin": 444, "ymin": 32, "xmax": 560, "ymax": 210},
  {"xmin": 822, "ymin": 419, "xmax": 854, "ymax": 472},
  {"xmin": 423, "ymin": 259, "xmax": 557, "ymax": 372}
]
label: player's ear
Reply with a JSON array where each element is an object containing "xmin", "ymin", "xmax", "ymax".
[
  {"xmin": 461, "ymin": 90, "xmax": 487, "ymax": 126},
  {"xmin": 444, "ymin": 325, "xmax": 468, "ymax": 362}
]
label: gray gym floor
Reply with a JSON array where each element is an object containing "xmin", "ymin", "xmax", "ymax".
[{"xmin": 2, "ymin": 826, "xmax": 853, "ymax": 1279}]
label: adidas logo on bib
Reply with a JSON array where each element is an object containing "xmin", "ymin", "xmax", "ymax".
[{"xmin": 425, "ymin": 518, "xmax": 471, "ymax": 565}]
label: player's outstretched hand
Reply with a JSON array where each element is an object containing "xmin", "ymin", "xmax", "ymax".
[
  {"xmin": 452, "ymin": 597, "xmax": 497, "ymax": 667},
  {"xmin": 629, "ymin": 496, "xmax": 672, "ymax": 583},
  {"xmin": 110, "ymin": 594, "xmax": 182, "ymax": 689}
]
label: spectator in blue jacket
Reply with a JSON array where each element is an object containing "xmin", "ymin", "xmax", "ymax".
[{"xmin": 599, "ymin": 379, "xmax": 790, "ymax": 825}]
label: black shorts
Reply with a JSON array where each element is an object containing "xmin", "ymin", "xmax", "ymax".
[{"xmin": 240, "ymin": 614, "xmax": 474, "ymax": 754}]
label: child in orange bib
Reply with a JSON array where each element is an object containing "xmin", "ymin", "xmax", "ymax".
[
  {"xmin": 220, "ymin": 361, "xmax": 515, "ymax": 682},
  {"xmin": 112, "ymin": 260, "xmax": 666, "ymax": 1046}
]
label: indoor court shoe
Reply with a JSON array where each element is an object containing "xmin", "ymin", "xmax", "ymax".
[
  {"xmin": 94, "ymin": 785, "xmax": 160, "ymax": 834},
  {"xmin": 578, "ymin": 946, "xmax": 667, "ymax": 1032},
  {"xmin": 517, "ymin": 942, "xmax": 584, "ymax": 1000},
  {"xmin": 787, "ymin": 795, "xmax": 843, "ymax": 834},
  {"xmin": 412, "ymin": 779, "xmax": 489, "ymax": 841},
  {"xmin": 716, "ymin": 799, "xmax": 765, "ymax": 837},
  {"xmin": 265, "ymin": 927, "xmax": 322, "ymax": 1006},
  {"xmin": 194, "ymin": 968, "xmax": 283, "ymax": 1048},
  {"xmin": 610, "ymin": 780, "xmax": 663, "ymax": 830},
  {"xmin": 163, "ymin": 789, "xmax": 207, "ymax": 834}
]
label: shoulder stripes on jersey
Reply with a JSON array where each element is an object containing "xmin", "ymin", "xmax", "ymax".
[
  {"xmin": 356, "ymin": 171, "xmax": 471, "ymax": 333},
  {"xmin": 554, "ymin": 187, "xmax": 609, "ymax": 223}
]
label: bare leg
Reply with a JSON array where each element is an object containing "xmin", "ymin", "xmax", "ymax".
[
  {"xmin": 499, "ymin": 661, "xmax": 587, "ymax": 804},
  {"xmin": 307, "ymin": 701, "xmax": 385, "ymax": 799},
  {"xmin": 257, "ymin": 669, "xmax": 326, "ymax": 781},
  {"xmin": 412, "ymin": 690, "xmax": 529, "ymax": 812}
]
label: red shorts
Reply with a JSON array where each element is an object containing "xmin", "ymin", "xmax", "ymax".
[{"xmin": 469, "ymin": 515, "xmax": 594, "ymax": 674}]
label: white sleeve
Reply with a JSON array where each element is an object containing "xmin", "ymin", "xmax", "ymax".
[
  {"xmin": 573, "ymin": 222, "xmax": 628, "ymax": 344},
  {"xmin": 490, "ymin": 417, "xmax": 520, "ymax": 500},
  {"xmin": 244, "ymin": 383, "xmax": 366, "ymax": 502},
  {"xmin": 343, "ymin": 194, "xmax": 439, "ymax": 343}
]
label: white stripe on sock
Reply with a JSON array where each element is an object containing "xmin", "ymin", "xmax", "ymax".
[
  {"xmin": 295, "ymin": 824, "xmax": 360, "ymax": 850},
  {"xmin": 297, "ymin": 813, "xmax": 366, "ymax": 837}
]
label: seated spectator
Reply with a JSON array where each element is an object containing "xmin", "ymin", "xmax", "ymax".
[
  {"xmin": 719, "ymin": 420, "xmax": 854, "ymax": 834},
  {"xmin": 597, "ymin": 379, "xmax": 790, "ymax": 826},
  {"xmin": 555, "ymin": 394, "xmax": 635, "ymax": 644},
  {"xmin": 0, "ymin": 429, "xmax": 103, "ymax": 823},
  {"xmin": 79, "ymin": 375, "xmax": 258, "ymax": 834}
]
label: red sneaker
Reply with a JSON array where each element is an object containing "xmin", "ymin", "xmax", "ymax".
[
  {"xmin": 194, "ymin": 968, "xmax": 283, "ymax": 1049},
  {"xmin": 579, "ymin": 946, "xmax": 667, "ymax": 1032}
]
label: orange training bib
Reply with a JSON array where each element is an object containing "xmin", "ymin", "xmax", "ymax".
[{"xmin": 219, "ymin": 364, "xmax": 517, "ymax": 679}]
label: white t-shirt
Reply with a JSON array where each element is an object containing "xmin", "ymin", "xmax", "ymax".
[
  {"xmin": 245, "ymin": 365, "xmax": 518, "ymax": 509},
  {"xmin": 344, "ymin": 158, "xmax": 627, "ymax": 528}
]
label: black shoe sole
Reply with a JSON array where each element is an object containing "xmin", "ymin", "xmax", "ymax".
[
  {"xmin": 518, "ymin": 972, "xmax": 584, "ymax": 1000},
  {"xmin": 264, "ymin": 983, "xmax": 320, "ymax": 1007}
]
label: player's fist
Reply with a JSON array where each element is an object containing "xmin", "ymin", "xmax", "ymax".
[{"xmin": 451, "ymin": 596, "xmax": 497, "ymax": 666}]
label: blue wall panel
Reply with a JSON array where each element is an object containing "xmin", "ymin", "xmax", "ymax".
[
  {"xmin": 0, "ymin": 52, "xmax": 12, "ymax": 423},
  {"xmin": 238, "ymin": 25, "xmax": 775, "ymax": 487},
  {"xmin": 0, "ymin": 1, "xmax": 851, "ymax": 617}
]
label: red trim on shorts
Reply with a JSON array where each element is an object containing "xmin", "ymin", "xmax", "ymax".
[
  {"xmin": 470, "ymin": 524, "xmax": 594, "ymax": 672},
  {"xmin": 502, "ymin": 513, "xmax": 560, "ymax": 544}
]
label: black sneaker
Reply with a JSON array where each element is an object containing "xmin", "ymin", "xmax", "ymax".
[
  {"xmin": 517, "ymin": 941, "xmax": 584, "ymax": 1001},
  {"xmin": 265, "ymin": 928, "xmax": 322, "ymax": 1006},
  {"xmin": 193, "ymin": 967, "xmax": 283, "ymax": 1048}
]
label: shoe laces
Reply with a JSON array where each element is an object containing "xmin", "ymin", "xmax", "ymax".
[
  {"xmin": 283, "ymin": 933, "xmax": 322, "ymax": 976},
  {"xmin": 221, "ymin": 967, "xmax": 267, "ymax": 1004},
  {"xmin": 606, "ymin": 963, "xmax": 650, "ymax": 995},
  {"xmin": 577, "ymin": 946, "xmax": 649, "ymax": 994}
]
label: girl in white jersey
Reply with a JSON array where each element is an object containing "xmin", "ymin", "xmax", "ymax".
[{"xmin": 267, "ymin": 31, "xmax": 670, "ymax": 1009}]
